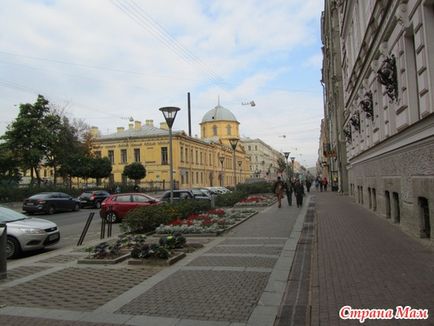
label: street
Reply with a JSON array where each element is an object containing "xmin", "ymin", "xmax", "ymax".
[{"xmin": 10, "ymin": 208, "xmax": 122, "ymax": 260}]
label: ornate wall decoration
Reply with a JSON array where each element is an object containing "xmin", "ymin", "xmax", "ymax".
[
  {"xmin": 377, "ymin": 55, "xmax": 398, "ymax": 102},
  {"xmin": 360, "ymin": 91, "xmax": 374, "ymax": 120},
  {"xmin": 343, "ymin": 125, "xmax": 352, "ymax": 143},
  {"xmin": 350, "ymin": 111, "xmax": 360, "ymax": 132}
]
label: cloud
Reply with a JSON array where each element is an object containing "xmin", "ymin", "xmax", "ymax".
[{"xmin": 0, "ymin": 0, "xmax": 324, "ymax": 166}]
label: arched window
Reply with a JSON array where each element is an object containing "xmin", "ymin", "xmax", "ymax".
[
  {"xmin": 213, "ymin": 125, "xmax": 218, "ymax": 136},
  {"xmin": 226, "ymin": 124, "xmax": 232, "ymax": 135}
]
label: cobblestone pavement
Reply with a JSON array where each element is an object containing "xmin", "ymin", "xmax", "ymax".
[
  {"xmin": 0, "ymin": 198, "xmax": 307, "ymax": 325},
  {"xmin": 0, "ymin": 265, "xmax": 50, "ymax": 283},
  {"xmin": 311, "ymin": 192, "xmax": 434, "ymax": 326}
]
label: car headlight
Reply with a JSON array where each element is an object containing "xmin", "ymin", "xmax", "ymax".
[{"xmin": 18, "ymin": 228, "xmax": 46, "ymax": 234}]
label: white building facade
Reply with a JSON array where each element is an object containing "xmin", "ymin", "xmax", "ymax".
[{"xmin": 323, "ymin": 0, "xmax": 434, "ymax": 244}]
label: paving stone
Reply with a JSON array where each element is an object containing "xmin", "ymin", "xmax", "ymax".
[
  {"xmin": 0, "ymin": 314, "xmax": 119, "ymax": 326},
  {"xmin": 207, "ymin": 246, "xmax": 282, "ymax": 255},
  {"xmin": 188, "ymin": 256, "xmax": 277, "ymax": 268},
  {"xmin": 116, "ymin": 270, "xmax": 270, "ymax": 322},
  {"xmin": 220, "ymin": 238, "xmax": 287, "ymax": 246},
  {"xmin": 0, "ymin": 266, "xmax": 50, "ymax": 284},
  {"xmin": 38, "ymin": 254, "xmax": 86, "ymax": 264},
  {"xmin": 0, "ymin": 267, "xmax": 157, "ymax": 311}
]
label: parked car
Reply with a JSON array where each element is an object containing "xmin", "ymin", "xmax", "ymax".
[
  {"xmin": 0, "ymin": 206, "xmax": 60, "ymax": 259},
  {"xmin": 23, "ymin": 192, "xmax": 81, "ymax": 215},
  {"xmin": 99, "ymin": 193, "xmax": 160, "ymax": 223},
  {"xmin": 205, "ymin": 186, "xmax": 231, "ymax": 194},
  {"xmin": 191, "ymin": 189, "xmax": 212, "ymax": 200},
  {"xmin": 78, "ymin": 190, "xmax": 110, "ymax": 209},
  {"xmin": 160, "ymin": 190, "xmax": 211, "ymax": 202}
]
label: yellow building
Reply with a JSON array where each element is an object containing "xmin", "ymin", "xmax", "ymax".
[{"xmin": 91, "ymin": 104, "xmax": 250, "ymax": 189}]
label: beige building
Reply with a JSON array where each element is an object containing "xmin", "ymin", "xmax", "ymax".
[
  {"xmin": 321, "ymin": 0, "xmax": 434, "ymax": 244},
  {"xmin": 240, "ymin": 138, "xmax": 285, "ymax": 180},
  {"xmin": 91, "ymin": 104, "xmax": 251, "ymax": 189}
]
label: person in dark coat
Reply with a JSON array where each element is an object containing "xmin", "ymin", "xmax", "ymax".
[
  {"xmin": 285, "ymin": 178, "xmax": 293, "ymax": 206},
  {"xmin": 293, "ymin": 180, "xmax": 305, "ymax": 208},
  {"xmin": 273, "ymin": 176, "xmax": 285, "ymax": 208}
]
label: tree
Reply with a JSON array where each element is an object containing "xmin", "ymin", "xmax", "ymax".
[
  {"xmin": 123, "ymin": 163, "xmax": 146, "ymax": 185},
  {"xmin": 0, "ymin": 143, "xmax": 21, "ymax": 185},
  {"xmin": 2, "ymin": 95, "xmax": 52, "ymax": 184},
  {"xmin": 90, "ymin": 157, "xmax": 112, "ymax": 185}
]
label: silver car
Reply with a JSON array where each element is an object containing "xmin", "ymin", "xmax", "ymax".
[{"xmin": 0, "ymin": 206, "xmax": 60, "ymax": 259}]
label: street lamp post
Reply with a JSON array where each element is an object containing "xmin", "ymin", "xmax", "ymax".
[
  {"xmin": 290, "ymin": 156, "xmax": 296, "ymax": 180},
  {"xmin": 159, "ymin": 106, "xmax": 180, "ymax": 204},
  {"xmin": 283, "ymin": 152, "xmax": 290, "ymax": 179},
  {"xmin": 228, "ymin": 138, "xmax": 239, "ymax": 187},
  {"xmin": 219, "ymin": 155, "xmax": 225, "ymax": 186},
  {"xmin": 238, "ymin": 160, "xmax": 242, "ymax": 184}
]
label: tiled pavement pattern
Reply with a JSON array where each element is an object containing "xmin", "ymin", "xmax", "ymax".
[
  {"xmin": 0, "ymin": 267, "xmax": 158, "ymax": 311},
  {"xmin": 0, "ymin": 265, "xmax": 50, "ymax": 283},
  {"xmin": 312, "ymin": 193, "xmax": 434, "ymax": 326},
  {"xmin": 0, "ymin": 315, "xmax": 119, "ymax": 326},
  {"xmin": 188, "ymin": 255, "xmax": 278, "ymax": 268},
  {"xmin": 220, "ymin": 238, "xmax": 287, "ymax": 245},
  {"xmin": 116, "ymin": 269, "xmax": 270, "ymax": 322},
  {"xmin": 39, "ymin": 254, "xmax": 87, "ymax": 264},
  {"xmin": 206, "ymin": 244, "xmax": 283, "ymax": 255}
]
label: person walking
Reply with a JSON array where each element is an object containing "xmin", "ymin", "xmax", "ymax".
[
  {"xmin": 323, "ymin": 176, "xmax": 328, "ymax": 192},
  {"xmin": 305, "ymin": 179, "xmax": 312, "ymax": 193},
  {"xmin": 273, "ymin": 176, "xmax": 285, "ymax": 208},
  {"xmin": 293, "ymin": 180, "xmax": 305, "ymax": 208},
  {"xmin": 285, "ymin": 178, "xmax": 293, "ymax": 206}
]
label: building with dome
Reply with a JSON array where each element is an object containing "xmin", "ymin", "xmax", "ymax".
[{"xmin": 88, "ymin": 104, "xmax": 251, "ymax": 189}]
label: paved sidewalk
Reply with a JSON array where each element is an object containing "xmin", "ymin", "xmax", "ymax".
[
  {"xmin": 0, "ymin": 197, "xmax": 310, "ymax": 325},
  {"xmin": 311, "ymin": 192, "xmax": 434, "ymax": 325}
]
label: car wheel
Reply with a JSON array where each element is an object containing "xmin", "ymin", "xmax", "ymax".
[
  {"xmin": 6, "ymin": 236, "xmax": 21, "ymax": 259},
  {"xmin": 47, "ymin": 206, "xmax": 55, "ymax": 215},
  {"xmin": 73, "ymin": 203, "xmax": 80, "ymax": 212},
  {"xmin": 95, "ymin": 201, "xmax": 101, "ymax": 209},
  {"xmin": 105, "ymin": 212, "xmax": 118, "ymax": 223}
]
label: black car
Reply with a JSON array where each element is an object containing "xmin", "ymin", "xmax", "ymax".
[
  {"xmin": 23, "ymin": 192, "xmax": 80, "ymax": 215},
  {"xmin": 78, "ymin": 190, "xmax": 110, "ymax": 208},
  {"xmin": 160, "ymin": 190, "xmax": 211, "ymax": 202}
]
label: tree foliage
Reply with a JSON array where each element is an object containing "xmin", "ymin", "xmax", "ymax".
[
  {"xmin": 0, "ymin": 143, "xmax": 21, "ymax": 185},
  {"xmin": 123, "ymin": 162, "xmax": 146, "ymax": 184}
]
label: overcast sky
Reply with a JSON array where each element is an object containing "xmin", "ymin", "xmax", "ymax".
[{"xmin": 0, "ymin": 0, "xmax": 324, "ymax": 167}]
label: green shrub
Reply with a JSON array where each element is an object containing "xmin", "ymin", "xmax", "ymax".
[
  {"xmin": 236, "ymin": 182, "xmax": 272, "ymax": 194},
  {"xmin": 122, "ymin": 200, "xmax": 211, "ymax": 233},
  {"xmin": 215, "ymin": 191, "xmax": 246, "ymax": 207}
]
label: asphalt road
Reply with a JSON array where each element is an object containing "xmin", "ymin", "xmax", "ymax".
[{"xmin": 11, "ymin": 208, "xmax": 122, "ymax": 260}]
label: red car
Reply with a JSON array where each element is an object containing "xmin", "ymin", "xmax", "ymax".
[{"xmin": 100, "ymin": 193, "xmax": 160, "ymax": 223}]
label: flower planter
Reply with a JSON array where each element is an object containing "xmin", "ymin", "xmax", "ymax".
[
  {"xmin": 77, "ymin": 251, "xmax": 131, "ymax": 265},
  {"xmin": 128, "ymin": 251, "xmax": 186, "ymax": 266}
]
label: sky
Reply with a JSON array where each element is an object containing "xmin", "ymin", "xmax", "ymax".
[{"xmin": 0, "ymin": 0, "xmax": 324, "ymax": 167}]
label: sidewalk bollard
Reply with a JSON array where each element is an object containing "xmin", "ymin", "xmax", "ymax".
[
  {"xmin": 100, "ymin": 217, "xmax": 106, "ymax": 239},
  {"xmin": 77, "ymin": 213, "xmax": 95, "ymax": 246},
  {"xmin": 0, "ymin": 223, "xmax": 7, "ymax": 280}
]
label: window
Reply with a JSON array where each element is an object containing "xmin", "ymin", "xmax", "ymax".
[
  {"xmin": 161, "ymin": 147, "xmax": 168, "ymax": 165},
  {"xmin": 195, "ymin": 150, "xmax": 198, "ymax": 164},
  {"xmin": 115, "ymin": 195, "xmax": 131, "ymax": 202},
  {"xmin": 385, "ymin": 191, "xmax": 391, "ymax": 218},
  {"xmin": 255, "ymin": 145, "xmax": 258, "ymax": 150},
  {"xmin": 185, "ymin": 171, "xmax": 189, "ymax": 183},
  {"xmin": 134, "ymin": 148, "xmax": 140, "ymax": 162},
  {"xmin": 181, "ymin": 146, "xmax": 184, "ymax": 162},
  {"xmin": 185, "ymin": 148, "xmax": 188, "ymax": 163},
  {"xmin": 108, "ymin": 150, "xmax": 114, "ymax": 164},
  {"xmin": 248, "ymin": 146, "xmax": 251, "ymax": 151},
  {"xmin": 227, "ymin": 124, "xmax": 232, "ymax": 135},
  {"xmin": 213, "ymin": 125, "xmax": 218, "ymax": 136},
  {"xmin": 94, "ymin": 151, "xmax": 101, "ymax": 158},
  {"xmin": 121, "ymin": 149, "xmax": 127, "ymax": 164},
  {"xmin": 392, "ymin": 192, "xmax": 400, "ymax": 223},
  {"xmin": 418, "ymin": 197, "xmax": 430, "ymax": 239},
  {"xmin": 200, "ymin": 152, "xmax": 203, "ymax": 165},
  {"xmin": 372, "ymin": 188, "xmax": 377, "ymax": 211},
  {"xmin": 196, "ymin": 172, "xmax": 199, "ymax": 184},
  {"xmin": 132, "ymin": 195, "xmax": 150, "ymax": 203}
]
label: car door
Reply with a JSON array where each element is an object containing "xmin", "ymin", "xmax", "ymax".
[
  {"xmin": 132, "ymin": 194, "xmax": 153, "ymax": 208},
  {"xmin": 59, "ymin": 192, "xmax": 74, "ymax": 210},
  {"xmin": 112, "ymin": 195, "xmax": 133, "ymax": 218}
]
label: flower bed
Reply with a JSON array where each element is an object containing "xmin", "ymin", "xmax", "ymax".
[
  {"xmin": 155, "ymin": 208, "xmax": 257, "ymax": 235},
  {"xmin": 234, "ymin": 194, "xmax": 276, "ymax": 207}
]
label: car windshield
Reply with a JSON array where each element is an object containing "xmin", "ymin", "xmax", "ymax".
[
  {"xmin": 79, "ymin": 192, "xmax": 92, "ymax": 198},
  {"xmin": 0, "ymin": 207, "xmax": 28, "ymax": 223},
  {"xmin": 192, "ymin": 190, "xmax": 205, "ymax": 195},
  {"xmin": 29, "ymin": 193, "xmax": 51, "ymax": 199}
]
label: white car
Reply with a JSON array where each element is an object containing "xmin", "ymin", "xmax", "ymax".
[{"xmin": 0, "ymin": 206, "xmax": 60, "ymax": 259}]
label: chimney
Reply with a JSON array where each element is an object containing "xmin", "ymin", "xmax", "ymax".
[
  {"xmin": 117, "ymin": 127, "xmax": 125, "ymax": 133},
  {"xmin": 90, "ymin": 126, "xmax": 100, "ymax": 137},
  {"xmin": 145, "ymin": 119, "xmax": 154, "ymax": 127},
  {"xmin": 160, "ymin": 122, "xmax": 168, "ymax": 130},
  {"xmin": 128, "ymin": 123, "xmax": 133, "ymax": 130},
  {"xmin": 134, "ymin": 121, "xmax": 141, "ymax": 129}
]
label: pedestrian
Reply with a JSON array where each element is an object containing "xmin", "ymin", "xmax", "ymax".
[
  {"xmin": 305, "ymin": 179, "xmax": 312, "ymax": 193},
  {"xmin": 273, "ymin": 176, "xmax": 285, "ymax": 208},
  {"xmin": 285, "ymin": 178, "xmax": 293, "ymax": 206},
  {"xmin": 315, "ymin": 177, "xmax": 320, "ymax": 191},
  {"xmin": 293, "ymin": 180, "xmax": 305, "ymax": 207},
  {"xmin": 115, "ymin": 185, "xmax": 121, "ymax": 194},
  {"xmin": 323, "ymin": 176, "xmax": 328, "ymax": 191}
]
